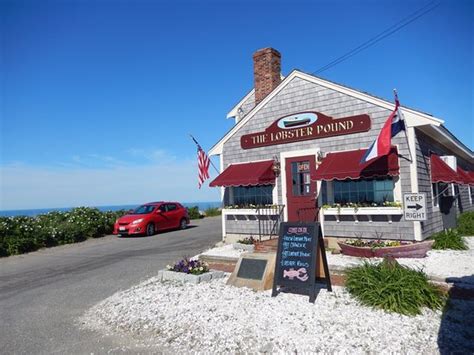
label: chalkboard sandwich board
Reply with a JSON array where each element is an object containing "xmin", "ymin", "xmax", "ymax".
[
  {"xmin": 227, "ymin": 253, "xmax": 276, "ymax": 291},
  {"xmin": 272, "ymin": 222, "xmax": 331, "ymax": 303}
]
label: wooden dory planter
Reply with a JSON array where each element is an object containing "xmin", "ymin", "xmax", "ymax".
[{"xmin": 337, "ymin": 240, "xmax": 434, "ymax": 258}]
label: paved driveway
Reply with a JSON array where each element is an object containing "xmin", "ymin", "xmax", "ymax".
[{"xmin": 0, "ymin": 216, "xmax": 221, "ymax": 354}]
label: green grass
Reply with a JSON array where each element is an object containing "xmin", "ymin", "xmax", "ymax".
[
  {"xmin": 345, "ymin": 258, "xmax": 445, "ymax": 316},
  {"xmin": 186, "ymin": 206, "xmax": 201, "ymax": 220},
  {"xmin": 204, "ymin": 207, "xmax": 221, "ymax": 217},
  {"xmin": 457, "ymin": 211, "xmax": 474, "ymax": 236},
  {"xmin": 430, "ymin": 229, "xmax": 468, "ymax": 250}
]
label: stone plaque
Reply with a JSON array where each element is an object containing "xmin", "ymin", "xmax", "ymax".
[
  {"xmin": 227, "ymin": 253, "xmax": 276, "ymax": 291},
  {"xmin": 236, "ymin": 258, "xmax": 267, "ymax": 280}
]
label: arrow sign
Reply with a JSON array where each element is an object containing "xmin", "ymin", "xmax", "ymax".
[{"xmin": 403, "ymin": 193, "xmax": 427, "ymax": 221}]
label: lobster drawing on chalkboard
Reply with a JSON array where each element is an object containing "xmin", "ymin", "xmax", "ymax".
[{"xmin": 283, "ymin": 267, "xmax": 309, "ymax": 281}]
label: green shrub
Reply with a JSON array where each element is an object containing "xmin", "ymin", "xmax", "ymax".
[
  {"xmin": 0, "ymin": 207, "xmax": 126, "ymax": 257},
  {"xmin": 237, "ymin": 236, "xmax": 256, "ymax": 245},
  {"xmin": 187, "ymin": 206, "xmax": 201, "ymax": 220},
  {"xmin": 204, "ymin": 207, "xmax": 221, "ymax": 217},
  {"xmin": 430, "ymin": 229, "xmax": 468, "ymax": 250},
  {"xmin": 346, "ymin": 258, "xmax": 445, "ymax": 316},
  {"xmin": 457, "ymin": 211, "xmax": 474, "ymax": 236}
]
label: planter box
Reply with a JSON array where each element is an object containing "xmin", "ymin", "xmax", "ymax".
[
  {"xmin": 157, "ymin": 269, "xmax": 225, "ymax": 284},
  {"xmin": 337, "ymin": 240, "xmax": 434, "ymax": 259},
  {"xmin": 232, "ymin": 243, "xmax": 255, "ymax": 252}
]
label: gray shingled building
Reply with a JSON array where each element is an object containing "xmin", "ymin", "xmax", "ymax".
[{"xmin": 209, "ymin": 48, "xmax": 474, "ymax": 243}]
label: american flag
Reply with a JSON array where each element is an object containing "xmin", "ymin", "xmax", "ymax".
[{"xmin": 197, "ymin": 146, "xmax": 210, "ymax": 189}]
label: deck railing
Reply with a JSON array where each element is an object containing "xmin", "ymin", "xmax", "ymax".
[{"xmin": 256, "ymin": 204, "xmax": 285, "ymax": 241}]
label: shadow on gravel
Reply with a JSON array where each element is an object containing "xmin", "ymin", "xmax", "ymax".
[{"xmin": 437, "ymin": 275, "xmax": 474, "ymax": 354}]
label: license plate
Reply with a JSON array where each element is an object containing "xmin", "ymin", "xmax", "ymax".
[{"xmin": 119, "ymin": 227, "xmax": 125, "ymax": 231}]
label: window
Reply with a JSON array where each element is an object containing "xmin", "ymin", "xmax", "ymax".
[
  {"xmin": 470, "ymin": 186, "xmax": 474, "ymax": 205},
  {"xmin": 291, "ymin": 161, "xmax": 311, "ymax": 196},
  {"xmin": 432, "ymin": 182, "xmax": 449, "ymax": 207},
  {"xmin": 166, "ymin": 204, "xmax": 177, "ymax": 212},
  {"xmin": 321, "ymin": 181, "xmax": 328, "ymax": 205},
  {"xmin": 232, "ymin": 185, "xmax": 273, "ymax": 206},
  {"xmin": 332, "ymin": 177, "xmax": 394, "ymax": 205}
]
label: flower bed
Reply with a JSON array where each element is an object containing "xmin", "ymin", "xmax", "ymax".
[{"xmin": 162, "ymin": 257, "xmax": 225, "ymax": 284}]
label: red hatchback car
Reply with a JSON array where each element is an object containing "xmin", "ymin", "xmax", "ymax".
[{"xmin": 114, "ymin": 202, "xmax": 190, "ymax": 237}]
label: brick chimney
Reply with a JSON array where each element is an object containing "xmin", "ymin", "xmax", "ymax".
[{"xmin": 253, "ymin": 47, "xmax": 281, "ymax": 105}]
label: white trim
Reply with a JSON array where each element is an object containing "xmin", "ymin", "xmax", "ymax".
[
  {"xmin": 221, "ymin": 212, "xmax": 226, "ymax": 240},
  {"xmin": 393, "ymin": 176, "xmax": 402, "ymax": 203},
  {"xmin": 222, "ymin": 208, "xmax": 281, "ymax": 217},
  {"xmin": 280, "ymin": 148, "xmax": 320, "ymax": 223},
  {"xmin": 226, "ymin": 89, "xmax": 255, "ymax": 119},
  {"xmin": 432, "ymin": 125, "xmax": 474, "ymax": 159},
  {"xmin": 226, "ymin": 74, "xmax": 285, "ymax": 120},
  {"xmin": 219, "ymin": 154, "xmax": 225, "ymax": 201},
  {"xmin": 272, "ymin": 179, "xmax": 279, "ymax": 205},
  {"xmin": 407, "ymin": 126, "xmax": 423, "ymax": 241},
  {"xmin": 209, "ymin": 70, "xmax": 444, "ymax": 157}
]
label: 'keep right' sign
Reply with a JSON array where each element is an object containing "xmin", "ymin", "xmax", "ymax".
[{"xmin": 403, "ymin": 193, "xmax": 427, "ymax": 221}]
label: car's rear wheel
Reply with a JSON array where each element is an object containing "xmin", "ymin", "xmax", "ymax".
[
  {"xmin": 179, "ymin": 218, "xmax": 187, "ymax": 230},
  {"xmin": 146, "ymin": 223, "xmax": 155, "ymax": 236}
]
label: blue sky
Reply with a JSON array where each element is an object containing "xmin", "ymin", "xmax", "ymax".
[{"xmin": 1, "ymin": 0, "xmax": 472, "ymax": 210}]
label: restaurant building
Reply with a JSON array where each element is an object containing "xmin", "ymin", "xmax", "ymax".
[{"xmin": 209, "ymin": 48, "xmax": 474, "ymax": 242}]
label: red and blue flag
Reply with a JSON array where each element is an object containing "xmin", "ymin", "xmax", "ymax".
[{"xmin": 360, "ymin": 92, "xmax": 406, "ymax": 164}]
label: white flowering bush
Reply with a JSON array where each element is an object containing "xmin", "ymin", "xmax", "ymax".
[{"xmin": 0, "ymin": 208, "xmax": 127, "ymax": 257}]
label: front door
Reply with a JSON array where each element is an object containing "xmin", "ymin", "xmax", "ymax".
[{"xmin": 285, "ymin": 155, "xmax": 317, "ymax": 222}]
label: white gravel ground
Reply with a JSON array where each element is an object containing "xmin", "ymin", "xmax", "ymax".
[
  {"xmin": 81, "ymin": 238, "xmax": 474, "ymax": 352},
  {"xmin": 200, "ymin": 244, "xmax": 244, "ymax": 259},
  {"xmin": 81, "ymin": 276, "xmax": 474, "ymax": 353}
]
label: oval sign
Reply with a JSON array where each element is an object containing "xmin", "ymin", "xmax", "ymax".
[{"xmin": 277, "ymin": 113, "xmax": 318, "ymax": 130}]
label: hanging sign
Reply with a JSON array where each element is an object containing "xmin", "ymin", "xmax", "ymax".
[
  {"xmin": 241, "ymin": 111, "xmax": 371, "ymax": 149},
  {"xmin": 272, "ymin": 222, "xmax": 332, "ymax": 303}
]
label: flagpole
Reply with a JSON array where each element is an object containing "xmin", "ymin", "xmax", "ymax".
[
  {"xmin": 394, "ymin": 89, "xmax": 414, "ymax": 163},
  {"xmin": 189, "ymin": 134, "xmax": 220, "ymax": 174}
]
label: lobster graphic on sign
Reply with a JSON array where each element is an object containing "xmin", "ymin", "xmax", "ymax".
[{"xmin": 283, "ymin": 267, "xmax": 309, "ymax": 282}]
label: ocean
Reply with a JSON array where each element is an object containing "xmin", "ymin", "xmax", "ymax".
[{"xmin": 0, "ymin": 201, "xmax": 222, "ymax": 217}]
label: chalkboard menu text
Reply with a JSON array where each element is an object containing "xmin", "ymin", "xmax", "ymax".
[{"xmin": 272, "ymin": 222, "xmax": 331, "ymax": 302}]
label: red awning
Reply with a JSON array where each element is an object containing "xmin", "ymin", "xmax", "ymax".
[
  {"xmin": 467, "ymin": 171, "xmax": 474, "ymax": 185},
  {"xmin": 209, "ymin": 160, "xmax": 276, "ymax": 187},
  {"xmin": 430, "ymin": 154, "xmax": 463, "ymax": 184},
  {"xmin": 457, "ymin": 167, "xmax": 474, "ymax": 185},
  {"xmin": 310, "ymin": 147, "xmax": 399, "ymax": 181}
]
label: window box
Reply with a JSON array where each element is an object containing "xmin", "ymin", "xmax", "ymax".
[
  {"xmin": 222, "ymin": 207, "xmax": 282, "ymax": 220},
  {"xmin": 322, "ymin": 207, "xmax": 403, "ymax": 223}
]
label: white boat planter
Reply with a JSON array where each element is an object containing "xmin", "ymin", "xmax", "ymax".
[
  {"xmin": 232, "ymin": 243, "xmax": 255, "ymax": 252},
  {"xmin": 157, "ymin": 269, "xmax": 225, "ymax": 284}
]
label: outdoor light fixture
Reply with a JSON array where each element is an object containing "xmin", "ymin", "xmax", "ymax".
[
  {"xmin": 272, "ymin": 155, "xmax": 281, "ymax": 176},
  {"xmin": 316, "ymin": 151, "xmax": 324, "ymax": 164}
]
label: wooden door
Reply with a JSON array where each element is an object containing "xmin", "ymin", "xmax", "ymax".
[{"xmin": 285, "ymin": 155, "xmax": 318, "ymax": 222}]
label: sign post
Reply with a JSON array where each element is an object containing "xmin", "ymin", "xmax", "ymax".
[
  {"xmin": 272, "ymin": 222, "xmax": 331, "ymax": 303},
  {"xmin": 403, "ymin": 193, "xmax": 427, "ymax": 221}
]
